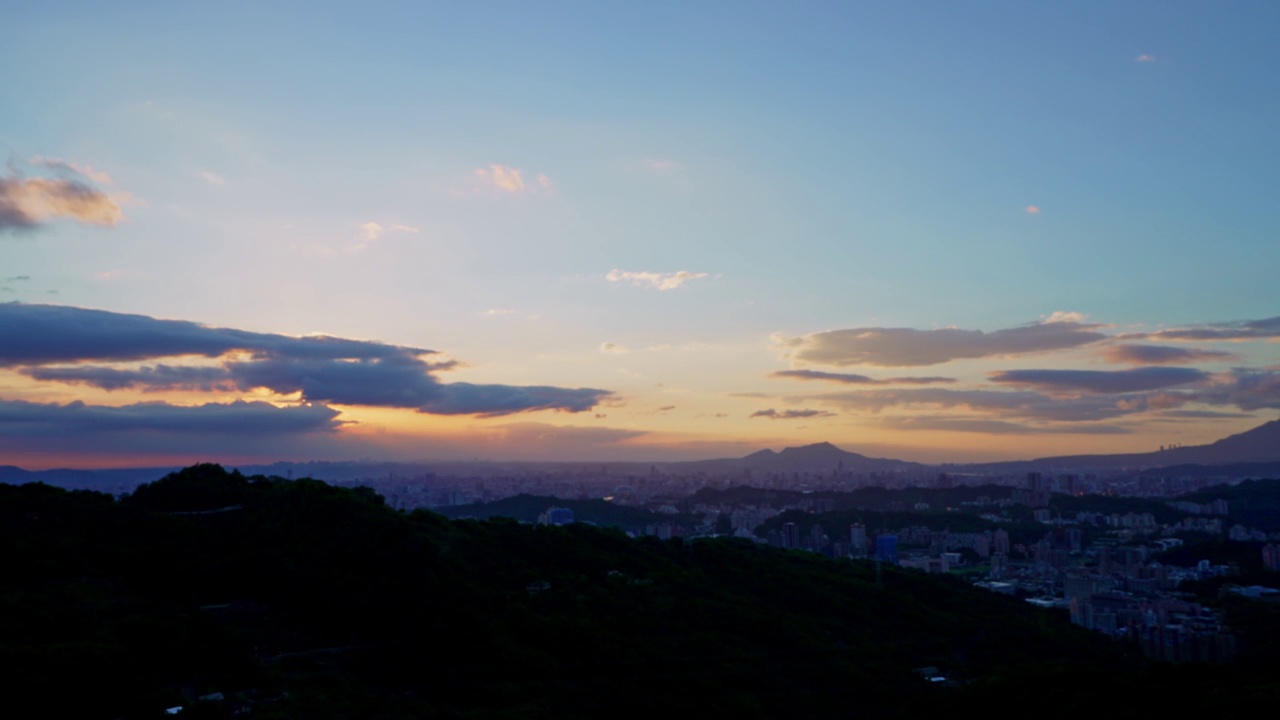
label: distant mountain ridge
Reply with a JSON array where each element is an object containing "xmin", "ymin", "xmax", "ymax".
[
  {"xmin": 961, "ymin": 418, "xmax": 1280, "ymax": 473},
  {"xmin": 4, "ymin": 418, "xmax": 1279, "ymax": 487},
  {"xmin": 682, "ymin": 441, "xmax": 924, "ymax": 474}
]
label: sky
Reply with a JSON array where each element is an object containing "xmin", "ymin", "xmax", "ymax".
[{"xmin": 3, "ymin": 1, "xmax": 1280, "ymax": 468}]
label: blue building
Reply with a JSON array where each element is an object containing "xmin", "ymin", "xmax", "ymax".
[{"xmin": 875, "ymin": 534, "xmax": 899, "ymax": 565}]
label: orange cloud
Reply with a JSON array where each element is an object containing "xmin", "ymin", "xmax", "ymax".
[
  {"xmin": 1, "ymin": 174, "xmax": 123, "ymax": 229},
  {"xmin": 1024, "ymin": 205, "xmax": 1041, "ymax": 214}
]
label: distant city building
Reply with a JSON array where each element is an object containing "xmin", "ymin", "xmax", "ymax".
[
  {"xmin": 850, "ymin": 523, "xmax": 868, "ymax": 557},
  {"xmin": 538, "ymin": 507, "xmax": 574, "ymax": 526},
  {"xmin": 783, "ymin": 522, "xmax": 800, "ymax": 550},
  {"xmin": 875, "ymin": 535, "xmax": 899, "ymax": 565}
]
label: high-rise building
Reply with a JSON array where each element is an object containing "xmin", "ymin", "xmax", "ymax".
[
  {"xmin": 783, "ymin": 522, "xmax": 800, "ymax": 550},
  {"xmin": 875, "ymin": 534, "xmax": 899, "ymax": 565}
]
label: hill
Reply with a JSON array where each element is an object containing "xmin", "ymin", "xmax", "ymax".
[{"xmin": 2, "ymin": 464, "xmax": 1141, "ymax": 718}]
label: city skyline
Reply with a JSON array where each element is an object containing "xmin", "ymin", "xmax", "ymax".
[{"xmin": 4, "ymin": 2, "xmax": 1279, "ymax": 468}]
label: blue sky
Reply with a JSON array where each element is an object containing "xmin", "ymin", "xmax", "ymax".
[{"xmin": 3, "ymin": 1, "xmax": 1279, "ymax": 467}]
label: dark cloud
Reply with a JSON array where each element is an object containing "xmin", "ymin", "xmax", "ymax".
[
  {"xmin": 1102, "ymin": 344, "xmax": 1239, "ymax": 365},
  {"xmin": 750, "ymin": 408, "xmax": 836, "ymax": 420},
  {"xmin": 227, "ymin": 355, "xmax": 443, "ymax": 407},
  {"xmin": 786, "ymin": 320, "xmax": 1106, "ymax": 367},
  {"xmin": 1193, "ymin": 369, "xmax": 1280, "ymax": 411},
  {"xmin": 988, "ymin": 367, "xmax": 1209, "ymax": 394},
  {"xmin": 7, "ymin": 303, "xmax": 613, "ymax": 417},
  {"xmin": 0, "ymin": 303, "xmax": 431, "ymax": 366},
  {"xmin": 1, "ymin": 173, "xmax": 121, "ymax": 230},
  {"xmin": 1130, "ymin": 316, "xmax": 1280, "ymax": 342},
  {"xmin": 771, "ymin": 369, "xmax": 956, "ymax": 385},
  {"xmin": 423, "ymin": 383, "xmax": 611, "ymax": 417},
  {"xmin": 0, "ymin": 398, "xmax": 342, "ymax": 436},
  {"xmin": 23, "ymin": 364, "xmax": 236, "ymax": 392}
]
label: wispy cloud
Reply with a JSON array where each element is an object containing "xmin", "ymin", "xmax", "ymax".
[
  {"xmin": 1124, "ymin": 316, "xmax": 1280, "ymax": 342},
  {"xmin": 750, "ymin": 408, "xmax": 835, "ymax": 420},
  {"xmin": 1135, "ymin": 54, "xmax": 1156, "ymax": 62},
  {"xmin": 1, "ymin": 171, "xmax": 123, "ymax": 231},
  {"xmin": 199, "ymin": 170, "xmax": 226, "ymax": 186},
  {"xmin": 468, "ymin": 164, "xmax": 557, "ymax": 195},
  {"xmin": 770, "ymin": 369, "xmax": 956, "ymax": 385},
  {"xmin": 876, "ymin": 416, "xmax": 1130, "ymax": 435},
  {"xmin": 600, "ymin": 342, "xmax": 629, "ymax": 354},
  {"xmin": 783, "ymin": 318, "xmax": 1107, "ymax": 367},
  {"xmin": 28, "ymin": 156, "xmax": 113, "ymax": 185},
  {"xmin": 354, "ymin": 221, "xmax": 419, "ymax": 250},
  {"xmin": 1024, "ymin": 205, "xmax": 1041, "ymax": 214},
  {"xmin": 988, "ymin": 367, "xmax": 1210, "ymax": 395},
  {"xmin": 606, "ymin": 269, "xmax": 710, "ymax": 291},
  {"xmin": 1102, "ymin": 344, "xmax": 1239, "ymax": 365}
]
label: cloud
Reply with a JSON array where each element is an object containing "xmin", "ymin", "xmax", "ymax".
[
  {"xmin": 1043, "ymin": 311, "xmax": 1086, "ymax": 324},
  {"xmin": 600, "ymin": 342, "xmax": 629, "ymax": 354},
  {"xmin": 1, "ymin": 172, "xmax": 123, "ymax": 230},
  {"xmin": 1158, "ymin": 410, "xmax": 1253, "ymax": 420},
  {"xmin": 419, "ymin": 383, "xmax": 610, "ymax": 417},
  {"xmin": 4, "ymin": 303, "xmax": 613, "ymax": 417},
  {"xmin": 474, "ymin": 164, "xmax": 526, "ymax": 193},
  {"xmin": 0, "ymin": 397, "xmax": 342, "ymax": 436},
  {"xmin": 28, "ymin": 156, "xmax": 113, "ymax": 185},
  {"xmin": 606, "ymin": 269, "xmax": 710, "ymax": 291},
  {"xmin": 877, "ymin": 416, "xmax": 1130, "ymax": 435},
  {"xmin": 1102, "ymin": 344, "xmax": 1239, "ymax": 365},
  {"xmin": 1025, "ymin": 205, "xmax": 1041, "ymax": 214},
  {"xmin": 988, "ymin": 367, "xmax": 1210, "ymax": 395},
  {"xmin": 200, "ymin": 170, "xmax": 225, "ymax": 186},
  {"xmin": 811, "ymin": 368, "xmax": 1280, "ymax": 423},
  {"xmin": 770, "ymin": 369, "xmax": 956, "ymax": 385},
  {"xmin": 1127, "ymin": 316, "xmax": 1280, "ymax": 342},
  {"xmin": 536, "ymin": 173, "xmax": 554, "ymax": 192},
  {"xmin": 785, "ymin": 318, "xmax": 1107, "ymax": 367},
  {"xmin": 1135, "ymin": 54, "xmax": 1156, "ymax": 62},
  {"xmin": 750, "ymin": 408, "xmax": 836, "ymax": 420},
  {"xmin": 1193, "ymin": 369, "xmax": 1280, "ymax": 411},
  {"xmin": 22, "ymin": 364, "xmax": 237, "ymax": 392},
  {"xmin": 813, "ymin": 388, "xmax": 1151, "ymax": 422},
  {"xmin": 351, "ymin": 222, "xmax": 419, "ymax": 251},
  {"xmin": 0, "ymin": 303, "xmax": 430, "ymax": 366}
]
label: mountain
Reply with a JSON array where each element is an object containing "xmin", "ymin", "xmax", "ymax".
[
  {"xmin": 963, "ymin": 418, "xmax": 1280, "ymax": 473},
  {"xmin": 679, "ymin": 441, "xmax": 925, "ymax": 475},
  {"xmin": 0, "ymin": 464, "xmax": 180, "ymax": 489}
]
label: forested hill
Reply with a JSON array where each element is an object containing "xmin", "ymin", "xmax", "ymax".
[{"xmin": 1, "ymin": 464, "xmax": 1273, "ymax": 719}]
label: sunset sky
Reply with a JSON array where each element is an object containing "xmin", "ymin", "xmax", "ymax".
[{"xmin": 3, "ymin": 1, "xmax": 1279, "ymax": 468}]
